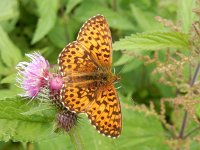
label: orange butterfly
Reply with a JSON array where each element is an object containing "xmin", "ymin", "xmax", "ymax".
[{"xmin": 58, "ymin": 15, "xmax": 122, "ymax": 138}]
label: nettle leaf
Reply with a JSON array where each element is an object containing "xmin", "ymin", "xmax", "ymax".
[
  {"xmin": 0, "ymin": 26, "xmax": 22, "ymax": 67},
  {"xmin": 32, "ymin": 0, "xmax": 58, "ymax": 44},
  {"xmin": 113, "ymin": 32, "xmax": 189, "ymax": 52},
  {"xmin": 73, "ymin": 105, "xmax": 169, "ymax": 150},
  {"xmin": 0, "ymin": 97, "xmax": 57, "ymax": 142},
  {"xmin": 117, "ymin": 106, "xmax": 169, "ymax": 150}
]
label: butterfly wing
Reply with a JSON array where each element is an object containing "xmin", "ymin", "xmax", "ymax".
[
  {"xmin": 77, "ymin": 15, "xmax": 112, "ymax": 68},
  {"xmin": 59, "ymin": 41, "xmax": 99, "ymax": 112},
  {"xmin": 58, "ymin": 15, "xmax": 122, "ymax": 138},
  {"xmin": 59, "ymin": 41, "xmax": 98, "ymax": 76},
  {"xmin": 86, "ymin": 85, "xmax": 122, "ymax": 138}
]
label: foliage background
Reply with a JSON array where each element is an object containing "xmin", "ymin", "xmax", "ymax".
[{"xmin": 0, "ymin": 0, "xmax": 199, "ymax": 149}]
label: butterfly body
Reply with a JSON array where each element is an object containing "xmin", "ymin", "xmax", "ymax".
[{"xmin": 58, "ymin": 15, "xmax": 122, "ymax": 138}]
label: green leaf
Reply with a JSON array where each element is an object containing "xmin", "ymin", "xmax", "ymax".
[
  {"xmin": 66, "ymin": 0, "xmax": 83, "ymax": 14},
  {"xmin": 130, "ymin": 3, "xmax": 163, "ymax": 32},
  {"xmin": 69, "ymin": 105, "xmax": 169, "ymax": 150},
  {"xmin": 0, "ymin": 26, "xmax": 22, "ymax": 67},
  {"xmin": 0, "ymin": 0, "xmax": 19, "ymax": 22},
  {"xmin": 0, "ymin": 97, "xmax": 57, "ymax": 142},
  {"xmin": 74, "ymin": 1, "xmax": 135, "ymax": 30},
  {"xmin": 0, "ymin": 73, "xmax": 16, "ymax": 84},
  {"xmin": 117, "ymin": 107, "xmax": 169, "ymax": 150},
  {"xmin": 190, "ymin": 141, "xmax": 200, "ymax": 150},
  {"xmin": 21, "ymin": 103, "xmax": 52, "ymax": 116},
  {"xmin": 48, "ymin": 20, "xmax": 67, "ymax": 49},
  {"xmin": 113, "ymin": 55, "xmax": 133, "ymax": 66},
  {"xmin": 177, "ymin": 0, "xmax": 197, "ymax": 32},
  {"xmin": 75, "ymin": 115, "xmax": 116, "ymax": 150},
  {"xmin": 34, "ymin": 135, "xmax": 73, "ymax": 150},
  {"xmin": 31, "ymin": 0, "xmax": 58, "ymax": 44},
  {"xmin": 113, "ymin": 32, "xmax": 189, "ymax": 52},
  {"xmin": 0, "ymin": 84, "xmax": 22, "ymax": 99},
  {"xmin": 120, "ymin": 59, "xmax": 142, "ymax": 73}
]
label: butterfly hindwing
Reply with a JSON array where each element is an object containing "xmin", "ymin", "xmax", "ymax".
[
  {"xmin": 86, "ymin": 85, "xmax": 122, "ymax": 138},
  {"xmin": 60, "ymin": 80, "xmax": 99, "ymax": 113}
]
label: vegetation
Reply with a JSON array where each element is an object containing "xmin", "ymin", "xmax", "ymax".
[{"xmin": 0, "ymin": 0, "xmax": 200, "ymax": 149}]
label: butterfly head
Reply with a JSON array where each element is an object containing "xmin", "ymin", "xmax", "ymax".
[{"xmin": 105, "ymin": 71, "xmax": 120, "ymax": 84}]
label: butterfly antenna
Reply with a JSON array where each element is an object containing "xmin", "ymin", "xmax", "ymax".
[{"xmin": 115, "ymin": 86, "xmax": 122, "ymax": 90}]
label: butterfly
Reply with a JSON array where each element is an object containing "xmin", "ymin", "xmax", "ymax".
[{"xmin": 58, "ymin": 15, "xmax": 122, "ymax": 138}]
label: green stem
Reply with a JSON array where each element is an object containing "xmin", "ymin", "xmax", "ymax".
[
  {"xmin": 112, "ymin": 0, "xmax": 117, "ymax": 11},
  {"xmin": 68, "ymin": 127, "xmax": 85, "ymax": 150}
]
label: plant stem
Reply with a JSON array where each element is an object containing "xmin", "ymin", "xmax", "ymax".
[
  {"xmin": 179, "ymin": 111, "xmax": 188, "ymax": 138},
  {"xmin": 178, "ymin": 62, "xmax": 200, "ymax": 138},
  {"xmin": 68, "ymin": 127, "xmax": 85, "ymax": 150},
  {"xmin": 112, "ymin": 0, "xmax": 117, "ymax": 11}
]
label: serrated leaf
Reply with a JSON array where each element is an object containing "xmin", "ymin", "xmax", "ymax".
[
  {"xmin": 71, "ymin": 105, "xmax": 169, "ymax": 150},
  {"xmin": 21, "ymin": 103, "xmax": 53, "ymax": 117},
  {"xmin": 32, "ymin": 0, "xmax": 58, "ymax": 44},
  {"xmin": 0, "ymin": 26, "xmax": 22, "ymax": 67},
  {"xmin": 0, "ymin": 97, "xmax": 57, "ymax": 142},
  {"xmin": 0, "ymin": 119, "xmax": 56, "ymax": 142},
  {"xmin": 113, "ymin": 32, "xmax": 189, "ymax": 52},
  {"xmin": 116, "ymin": 107, "xmax": 169, "ymax": 150},
  {"xmin": 0, "ymin": 0, "xmax": 19, "ymax": 22}
]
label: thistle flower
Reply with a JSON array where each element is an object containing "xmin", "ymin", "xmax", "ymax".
[
  {"xmin": 16, "ymin": 52, "xmax": 50, "ymax": 98},
  {"xmin": 56, "ymin": 110, "xmax": 78, "ymax": 132},
  {"xmin": 49, "ymin": 74, "xmax": 63, "ymax": 92}
]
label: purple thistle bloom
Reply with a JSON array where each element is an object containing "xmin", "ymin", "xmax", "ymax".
[
  {"xmin": 16, "ymin": 52, "xmax": 50, "ymax": 98},
  {"xmin": 49, "ymin": 74, "xmax": 63, "ymax": 91}
]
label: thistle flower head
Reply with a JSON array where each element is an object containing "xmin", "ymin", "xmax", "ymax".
[
  {"xmin": 56, "ymin": 110, "xmax": 78, "ymax": 132},
  {"xmin": 16, "ymin": 52, "xmax": 78, "ymax": 135},
  {"xmin": 16, "ymin": 52, "xmax": 50, "ymax": 98},
  {"xmin": 49, "ymin": 74, "xmax": 63, "ymax": 91}
]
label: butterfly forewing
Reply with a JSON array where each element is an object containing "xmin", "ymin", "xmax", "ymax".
[
  {"xmin": 77, "ymin": 15, "xmax": 112, "ymax": 68},
  {"xmin": 58, "ymin": 15, "xmax": 122, "ymax": 138},
  {"xmin": 59, "ymin": 41, "xmax": 98, "ymax": 76}
]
